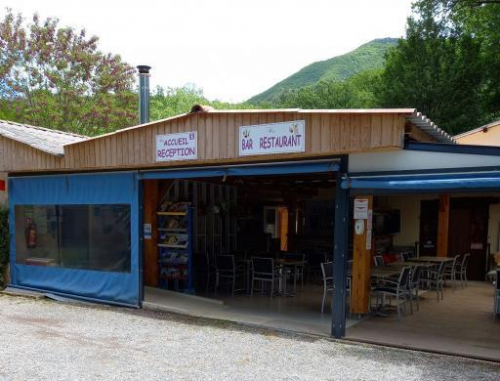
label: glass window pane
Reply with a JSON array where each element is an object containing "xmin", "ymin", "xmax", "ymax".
[{"xmin": 15, "ymin": 204, "xmax": 131, "ymax": 273}]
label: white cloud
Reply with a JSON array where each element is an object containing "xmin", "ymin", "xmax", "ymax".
[{"xmin": 2, "ymin": 0, "xmax": 413, "ymax": 102}]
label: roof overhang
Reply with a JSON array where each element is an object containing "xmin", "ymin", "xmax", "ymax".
[{"xmin": 406, "ymin": 112, "xmax": 455, "ymax": 144}]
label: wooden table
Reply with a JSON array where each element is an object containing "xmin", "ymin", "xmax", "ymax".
[
  {"xmin": 387, "ymin": 261, "xmax": 434, "ymax": 269},
  {"xmin": 348, "ymin": 267, "xmax": 402, "ymax": 279},
  {"xmin": 412, "ymin": 256, "xmax": 455, "ymax": 263},
  {"xmin": 370, "ymin": 267, "xmax": 403, "ymax": 279},
  {"xmin": 275, "ymin": 259, "xmax": 306, "ymax": 296}
]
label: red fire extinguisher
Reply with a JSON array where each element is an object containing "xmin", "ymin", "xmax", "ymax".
[{"xmin": 25, "ymin": 218, "xmax": 37, "ymax": 249}]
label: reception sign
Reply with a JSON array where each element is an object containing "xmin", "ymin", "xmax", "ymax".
[
  {"xmin": 238, "ymin": 120, "xmax": 305, "ymax": 156},
  {"xmin": 156, "ymin": 131, "xmax": 197, "ymax": 162}
]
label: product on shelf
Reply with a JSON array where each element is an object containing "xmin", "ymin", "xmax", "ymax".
[
  {"xmin": 157, "ymin": 202, "xmax": 193, "ymax": 293},
  {"xmin": 159, "ymin": 202, "xmax": 192, "ymax": 213}
]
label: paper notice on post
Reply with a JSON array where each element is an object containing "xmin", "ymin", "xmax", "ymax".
[
  {"xmin": 354, "ymin": 199, "xmax": 369, "ymax": 219},
  {"xmin": 366, "ymin": 229, "xmax": 372, "ymax": 250}
]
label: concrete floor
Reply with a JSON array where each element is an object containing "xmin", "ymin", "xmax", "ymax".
[
  {"xmin": 144, "ymin": 281, "xmax": 500, "ymax": 361},
  {"xmin": 143, "ymin": 284, "xmax": 357, "ymax": 336},
  {"xmin": 347, "ymin": 281, "xmax": 500, "ymax": 362}
]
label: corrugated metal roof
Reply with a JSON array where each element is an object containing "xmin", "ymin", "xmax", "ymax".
[
  {"xmin": 0, "ymin": 120, "xmax": 87, "ymax": 156},
  {"xmin": 406, "ymin": 111, "xmax": 455, "ymax": 144}
]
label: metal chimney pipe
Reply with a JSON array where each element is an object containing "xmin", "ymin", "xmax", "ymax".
[{"xmin": 137, "ymin": 65, "xmax": 151, "ymax": 124}]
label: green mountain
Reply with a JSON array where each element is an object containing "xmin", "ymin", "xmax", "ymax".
[{"xmin": 248, "ymin": 38, "xmax": 398, "ymax": 104}]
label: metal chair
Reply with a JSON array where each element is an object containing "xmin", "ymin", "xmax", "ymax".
[
  {"xmin": 373, "ymin": 266, "xmax": 412, "ymax": 320},
  {"xmin": 456, "ymin": 253, "xmax": 470, "ymax": 288},
  {"xmin": 320, "ymin": 262, "xmax": 333, "ymax": 313},
  {"xmin": 204, "ymin": 250, "xmax": 218, "ymax": 293},
  {"xmin": 407, "ymin": 265, "xmax": 422, "ymax": 313},
  {"xmin": 250, "ymin": 257, "xmax": 280, "ymax": 297},
  {"xmin": 443, "ymin": 255, "xmax": 460, "ymax": 291},
  {"xmin": 215, "ymin": 255, "xmax": 244, "ymax": 296},
  {"xmin": 420, "ymin": 261, "xmax": 446, "ymax": 301},
  {"xmin": 373, "ymin": 255, "xmax": 385, "ymax": 267},
  {"xmin": 321, "ymin": 262, "xmax": 351, "ymax": 313}
]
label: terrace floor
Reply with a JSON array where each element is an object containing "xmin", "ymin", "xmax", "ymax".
[
  {"xmin": 143, "ymin": 284, "xmax": 358, "ymax": 336},
  {"xmin": 144, "ymin": 280, "xmax": 500, "ymax": 361},
  {"xmin": 346, "ymin": 281, "xmax": 500, "ymax": 362}
]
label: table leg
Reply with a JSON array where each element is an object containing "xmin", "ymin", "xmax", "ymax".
[
  {"xmin": 293, "ymin": 265, "xmax": 297, "ymax": 294},
  {"xmin": 246, "ymin": 263, "xmax": 251, "ymax": 294},
  {"xmin": 278, "ymin": 266, "xmax": 284, "ymax": 293}
]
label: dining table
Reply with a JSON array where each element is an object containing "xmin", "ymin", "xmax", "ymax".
[
  {"xmin": 370, "ymin": 267, "xmax": 403, "ymax": 279},
  {"xmin": 275, "ymin": 258, "xmax": 307, "ymax": 296},
  {"xmin": 387, "ymin": 260, "xmax": 435, "ymax": 269},
  {"xmin": 412, "ymin": 256, "xmax": 455, "ymax": 263},
  {"xmin": 347, "ymin": 266, "xmax": 402, "ymax": 280}
]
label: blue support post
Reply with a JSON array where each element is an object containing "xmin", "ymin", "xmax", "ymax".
[
  {"xmin": 138, "ymin": 176, "xmax": 144, "ymax": 306},
  {"xmin": 332, "ymin": 156, "xmax": 349, "ymax": 338}
]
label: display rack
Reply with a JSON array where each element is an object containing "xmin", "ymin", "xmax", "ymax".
[{"xmin": 157, "ymin": 203, "xmax": 193, "ymax": 293}]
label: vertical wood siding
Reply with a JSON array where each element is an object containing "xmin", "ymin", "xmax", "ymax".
[{"xmin": 1, "ymin": 112, "xmax": 414, "ymax": 172}]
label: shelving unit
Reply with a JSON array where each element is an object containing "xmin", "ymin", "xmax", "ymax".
[
  {"xmin": 157, "ymin": 206, "xmax": 194, "ymax": 293},
  {"xmin": 153, "ymin": 179, "xmax": 238, "ymax": 294}
]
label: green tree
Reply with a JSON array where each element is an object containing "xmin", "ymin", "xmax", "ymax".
[
  {"xmin": 434, "ymin": 0, "xmax": 500, "ymax": 122},
  {"xmin": 150, "ymin": 84, "xmax": 256, "ymax": 121},
  {"xmin": 0, "ymin": 10, "xmax": 136, "ymax": 136},
  {"xmin": 379, "ymin": 2, "xmax": 484, "ymax": 134},
  {"xmin": 276, "ymin": 69, "xmax": 382, "ymax": 109}
]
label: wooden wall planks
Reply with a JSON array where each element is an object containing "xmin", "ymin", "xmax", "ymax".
[{"xmin": 1, "ymin": 111, "xmax": 422, "ymax": 173}]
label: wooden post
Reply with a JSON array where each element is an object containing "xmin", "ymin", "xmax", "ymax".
[
  {"xmin": 143, "ymin": 179, "xmax": 159, "ymax": 287},
  {"xmin": 350, "ymin": 195, "xmax": 373, "ymax": 315},
  {"xmin": 437, "ymin": 194, "xmax": 450, "ymax": 257}
]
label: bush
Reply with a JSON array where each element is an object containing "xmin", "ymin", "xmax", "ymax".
[{"xmin": 0, "ymin": 208, "xmax": 9, "ymax": 288}]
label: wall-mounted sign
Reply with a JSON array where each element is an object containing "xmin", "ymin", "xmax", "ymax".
[
  {"xmin": 156, "ymin": 131, "xmax": 197, "ymax": 162},
  {"xmin": 354, "ymin": 198, "xmax": 369, "ymax": 219},
  {"xmin": 143, "ymin": 223, "xmax": 152, "ymax": 240},
  {"xmin": 238, "ymin": 120, "xmax": 305, "ymax": 156}
]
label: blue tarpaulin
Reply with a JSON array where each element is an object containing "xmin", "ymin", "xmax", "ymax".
[
  {"xmin": 342, "ymin": 171, "xmax": 500, "ymax": 191},
  {"xmin": 7, "ymin": 160, "xmax": 338, "ymax": 307},
  {"xmin": 9, "ymin": 172, "xmax": 140, "ymax": 307}
]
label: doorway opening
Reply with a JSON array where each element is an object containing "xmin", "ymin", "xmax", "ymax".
[{"xmin": 141, "ymin": 169, "xmax": 349, "ymax": 335}]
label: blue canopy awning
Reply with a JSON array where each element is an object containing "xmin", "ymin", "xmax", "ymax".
[
  {"xmin": 139, "ymin": 160, "xmax": 339, "ymax": 180},
  {"xmin": 342, "ymin": 171, "xmax": 500, "ymax": 191}
]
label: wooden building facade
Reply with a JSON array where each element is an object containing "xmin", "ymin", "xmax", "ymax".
[
  {"xmin": 0, "ymin": 109, "xmax": 453, "ymax": 174},
  {"xmin": 2, "ymin": 107, "xmax": 468, "ymax": 340}
]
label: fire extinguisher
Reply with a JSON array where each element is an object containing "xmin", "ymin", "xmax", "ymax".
[{"xmin": 25, "ymin": 218, "xmax": 37, "ymax": 249}]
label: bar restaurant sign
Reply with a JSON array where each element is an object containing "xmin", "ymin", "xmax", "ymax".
[
  {"xmin": 239, "ymin": 120, "xmax": 305, "ymax": 156},
  {"xmin": 156, "ymin": 131, "xmax": 197, "ymax": 162}
]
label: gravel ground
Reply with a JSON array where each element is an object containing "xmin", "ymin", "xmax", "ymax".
[{"xmin": 0, "ymin": 294, "xmax": 499, "ymax": 381}]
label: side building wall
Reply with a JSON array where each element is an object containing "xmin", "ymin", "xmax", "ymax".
[{"xmin": 381, "ymin": 193, "xmax": 500, "ymax": 255}]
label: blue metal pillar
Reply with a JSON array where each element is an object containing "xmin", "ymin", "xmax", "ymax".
[
  {"xmin": 138, "ymin": 175, "xmax": 145, "ymax": 306},
  {"xmin": 332, "ymin": 156, "xmax": 349, "ymax": 338}
]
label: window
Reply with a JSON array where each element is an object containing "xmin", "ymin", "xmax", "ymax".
[{"xmin": 15, "ymin": 204, "xmax": 131, "ymax": 273}]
